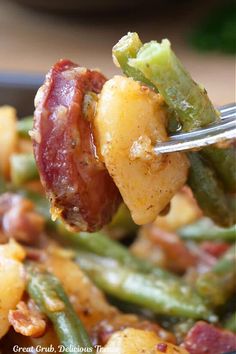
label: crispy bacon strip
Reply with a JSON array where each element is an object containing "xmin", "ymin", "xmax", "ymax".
[
  {"xmin": 33, "ymin": 60, "xmax": 121, "ymax": 232},
  {"xmin": 182, "ymin": 321, "xmax": 236, "ymax": 354}
]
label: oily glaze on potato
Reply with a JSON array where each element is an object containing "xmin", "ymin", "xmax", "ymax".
[
  {"xmin": 94, "ymin": 76, "xmax": 189, "ymax": 225},
  {"xmin": 104, "ymin": 328, "xmax": 189, "ymax": 354}
]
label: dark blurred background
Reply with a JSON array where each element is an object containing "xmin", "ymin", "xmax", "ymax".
[{"xmin": 0, "ymin": 0, "xmax": 235, "ymax": 116}]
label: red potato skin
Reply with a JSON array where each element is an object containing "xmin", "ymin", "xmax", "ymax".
[
  {"xmin": 182, "ymin": 321, "xmax": 236, "ymax": 354},
  {"xmin": 33, "ymin": 59, "xmax": 121, "ymax": 232}
]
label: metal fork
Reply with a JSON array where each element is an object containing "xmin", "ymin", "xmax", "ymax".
[{"xmin": 154, "ymin": 103, "xmax": 236, "ymax": 154}]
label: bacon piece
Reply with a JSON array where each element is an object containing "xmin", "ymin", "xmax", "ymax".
[
  {"xmin": 182, "ymin": 321, "xmax": 236, "ymax": 354},
  {"xmin": 32, "ymin": 60, "xmax": 121, "ymax": 232},
  {"xmin": 8, "ymin": 300, "xmax": 46, "ymax": 338},
  {"xmin": 201, "ymin": 241, "xmax": 230, "ymax": 258},
  {"xmin": 148, "ymin": 225, "xmax": 197, "ymax": 273},
  {"xmin": 131, "ymin": 224, "xmax": 197, "ymax": 273},
  {"xmin": 0, "ymin": 193, "xmax": 45, "ymax": 245}
]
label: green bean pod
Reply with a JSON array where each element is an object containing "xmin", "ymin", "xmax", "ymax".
[
  {"xmin": 224, "ymin": 312, "xmax": 236, "ymax": 333},
  {"xmin": 227, "ymin": 195, "xmax": 236, "ymax": 224},
  {"xmin": 27, "ymin": 263, "xmax": 94, "ymax": 353},
  {"xmin": 112, "ymin": 32, "xmax": 156, "ymax": 90},
  {"xmin": 10, "ymin": 153, "xmax": 39, "ymax": 186},
  {"xmin": 105, "ymin": 203, "xmax": 139, "ymax": 239},
  {"xmin": 178, "ymin": 218, "xmax": 236, "ymax": 242},
  {"xmin": 112, "ymin": 32, "xmax": 180, "ymax": 133},
  {"xmin": 112, "ymin": 33, "xmax": 234, "ymax": 226},
  {"xmin": 75, "ymin": 251, "xmax": 214, "ymax": 320},
  {"xmin": 56, "ymin": 222, "xmax": 176, "ymax": 280},
  {"xmin": 12, "ymin": 188, "xmax": 177, "ymax": 282},
  {"xmin": 201, "ymin": 144, "xmax": 236, "ymax": 193},
  {"xmin": 17, "ymin": 116, "xmax": 33, "ymax": 138},
  {"xmin": 187, "ymin": 152, "xmax": 233, "ymax": 227},
  {"xmin": 0, "ymin": 175, "xmax": 7, "ymax": 194},
  {"xmin": 8, "ymin": 186, "xmax": 177, "ymax": 282},
  {"xmin": 128, "ymin": 38, "xmax": 219, "ymax": 131},
  {"xmin": 196, "ymin": 244, "xmax": 236, "ymax": 306}
]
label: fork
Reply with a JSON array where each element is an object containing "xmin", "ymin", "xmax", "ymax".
[{"xmin": 154, "ymin": 103, "xmax": 236, "ymax": 154}]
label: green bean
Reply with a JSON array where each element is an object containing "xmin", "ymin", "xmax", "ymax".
[
  {"xmin": 56, "ymin": 222, "xmax": 176, "ymax": 280},
  {"xmin": 113, "ymin": 33, "xmax": 235, "ymax": 225},
  {"xmin": 13, "ymin": 188, "xmax": 177, "ymax": 281},
  {"xmin": 112, "ymin": 32, "xmax": 156, "ymax": 91},
  {"xmin": 74, "ymin": 251, "xmax": 215, "ymax": 320},
  {"xmin": 128, "ymin": 37, "xmax": 219, "ymax": 131},
  {"xmin": 26, "ymin": 263, "xmax": 94, "ymax": 353},
  {"xmin": 105, "ymin": 203, "xmax": 138, "ymax": 238},
  {"xmin": 201, "ymin": 145, "xmax": 236, "ymax": 193},
  {"xmin": 7, "ymin": 186, "xmax": 176, "ymax": 282},
  {"xmin": 187, "ymin": 153, "xmax": 233, "ymax": 227},
  {"xmin": 227, "ymin": 195, "xmax": 236, "ymax": 224},
  {"xmin": 112, "ymin": 32, "xmax": 180, "ymax": 133},
  {"xmin": 196, "ymin": 244, "xmax": 236, "ymax": 305},
  {"xmin": 17, "ymin": 116, "xmax": 33, "ymax": 138},
  {"xmin": 0, "ymin": 175, "xmax": 7, "ymax": 194},
  {"xmin": 224, "ymin": 312, "xmax": 236, "ymax": 332},
  {"xmin": 16, "ymin": 188, "xmax": 234, "ymax": 312},
  {"xmin": 10, "ymin": 153, "xmax": 39, "ymax": 186},
  {"xmin": 178, "ymin": 218, "xmax": 236, "ymax": 242}
]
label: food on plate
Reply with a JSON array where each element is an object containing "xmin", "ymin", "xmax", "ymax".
[{"xmin": 0, "ymin": 32, "xmax": 235, "ymax": 354}]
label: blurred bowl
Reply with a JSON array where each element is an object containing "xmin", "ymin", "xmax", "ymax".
[
  {"xmin": 0, "ymin": 72, "xmax": 43, "ymax": 117},
  {"xmin": 11, "ymin": 0, "xmax": 155, "ymax": 13}
]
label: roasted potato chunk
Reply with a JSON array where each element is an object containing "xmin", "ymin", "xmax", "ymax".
[
  {"xmin": 94, "ymin": 76, "xmax": 189, "ymax": 225},
  {"xmin": 0, "ymin": 241, "xmax": 26, "ymax": 339},
  {"xmin": 104, "ymin": 328, "xmax": 189, "ymax": 353},
  {"xmin": 0, "ymin": 106, "xmax": 17, "ymax": 178}
]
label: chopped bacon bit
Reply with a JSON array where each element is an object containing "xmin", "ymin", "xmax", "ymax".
[
  {"xmin": 33, "ymin": 59, "xmax": 121, "ymax": 232},
  {"xmin": 182, "ymin": 321, "xmax": 236, "ymax": 354},
  {"xmin": 8, "ymin": 300, "xmax": 46, "ymax": 338},
  {"xmin": 201, "ymin": 242, "xmax": 230, "ymax": 258},
  {"xmin": 25, "ymin": 247, "xmax": 47, "ymax": 262},
  {"xmin": 0, "ymin": 193, "xmax": 45, "ymax": 245},
  {"xmin": 156, "ymin": 342, "xmax": 168, "ymax": 352},
  {"xmin": 148, "ymin": 225, "xmax": 197, "ymax": 273}
]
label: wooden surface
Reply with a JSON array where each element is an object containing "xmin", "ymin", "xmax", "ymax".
[{"xmin": 0, "ymin": 0, "xmax": 235, "ymax": 104}]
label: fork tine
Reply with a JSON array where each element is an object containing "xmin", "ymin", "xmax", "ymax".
[
  {"xmin": 218, "ymin": 103, "xmax": 236, "ymax": 117},
  {"xmin": 153, "ymin": 103, "xmax": 236, "ymax": 154},
  {"xmin": 218, "ymin": 102, "xmax": 236, "ymax": 111}
]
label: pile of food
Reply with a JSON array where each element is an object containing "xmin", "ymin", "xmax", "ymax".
[{"xmin": 0, "ymin": 33, "xmax": 235, "ymax": 354}]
